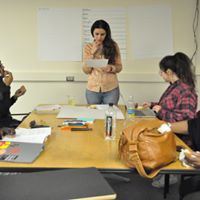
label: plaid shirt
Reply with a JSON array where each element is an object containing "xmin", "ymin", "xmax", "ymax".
[{"xmin": 151, "ymin": 80, "xmax": 197, "ymax": 122}]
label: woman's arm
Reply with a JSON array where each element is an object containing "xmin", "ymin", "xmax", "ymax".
[
  {"xmin": 170, "ymin": 121, "xmax": 188, "ymax": 134},
  {"xmin": 102, "ymin": 43, "xmax": 122, "ymax": 74},
  {"xmin": 110, "ymin": 43, "xmax": 122, "ymax": 73},
  {"xmin": 156, "ymin": 93, "xmax": 197, "ymax": 122},
  {"xmin": 82, "ymin": 44, "xmax": 94, "ymax": 74}
]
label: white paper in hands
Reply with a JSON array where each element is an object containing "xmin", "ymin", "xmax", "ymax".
[{"xmin": 86, "ymin": 59, "xmax": 108, "ymax": 68}]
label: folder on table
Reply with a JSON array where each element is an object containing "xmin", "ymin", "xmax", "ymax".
[
  {"xmin": 135, "ymin": 108, "xmax": 156, "ymax": 117},
  {"xmin": 0, "ymin": 141, "xmax": 44, "ymax": 163},
  {"xmin": 0, "ymin": 168, "xmax": 116, "ymax": 200}
]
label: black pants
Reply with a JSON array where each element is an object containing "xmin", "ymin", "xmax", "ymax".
[
  {"xmin": 0, "ymin": 118, "xmax": 21, "ymax": 128},
  {"xmin": 179, "ymin": 175, "xmax": 200, "ymax": 200}
]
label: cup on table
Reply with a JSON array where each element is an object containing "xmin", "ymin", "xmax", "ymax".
[{"xmin": 67, "ymin": 95, "xmax": 76, "ymax": 106}]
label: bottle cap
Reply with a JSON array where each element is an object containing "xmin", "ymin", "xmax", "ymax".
[{"xmin": 108, "ymin": 103, "xmax": 114, "ymax": 107}]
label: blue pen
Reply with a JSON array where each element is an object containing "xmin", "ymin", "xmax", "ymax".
[{"xmin": 68, "ymin": 123, "xmax": 85, "ymax": 126}]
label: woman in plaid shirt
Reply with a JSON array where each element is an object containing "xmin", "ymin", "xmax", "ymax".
[
  {"xmin": 148, "ymin": 52, "xmax": 198, "ymax": 188},
  {"xmin": 144, "ymin": 52, "xmax": 197, "ymax": 123}
]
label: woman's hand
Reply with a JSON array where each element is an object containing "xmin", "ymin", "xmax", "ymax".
[
  {"xmin": 3, "ymin": 70, "xmax": 13, "ymax": 86},
  {"xmin": 101, "ymin": 65, "xmax": 115, "ymax": 73},
  {"xmin": 142, "ymin": 102, "xmax": 151, "ymax": 109},
  {"xmin": 185, "ymin": 151, "xmax": 200, "ymax": 168},
  {"xmin": 85, "ymin": 41, "xmax": 101, "ymax": 57},
  {"xmin": 14, "ymin": 85, "xmax": 26, "ymax": 98},
  {"xmin": 152, "ymin": 105, "xmax": 161, "ymax": 113}
]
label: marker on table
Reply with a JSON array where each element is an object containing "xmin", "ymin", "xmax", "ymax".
[
  {"xmin": 60, "ymin": 125, "xmax": 88, "ymax": 131},
  {"xmin": 71, "ymin": 128, "xmax": 93, "ymax": 131}
]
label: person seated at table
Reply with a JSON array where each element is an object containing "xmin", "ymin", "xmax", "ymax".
[
  {"xmin": 143, "ymin": 52, "xmax": 198, "ymax": 188},
  {"xmin": 152, "ymin": 112, "xmax": 200, "ymax": 188},
  {"xmin": 161, "ymin": 114, "xmax": 200, "ymax": 198},
  {"xmin": 0, "ymin": 60, "xmax": 26, "ymax": 128},
  {"xmin": 143, "ymin": 52, "xmax": 197, "ymax": 123},
  {"xmin": 168, "ymin": 111, "xmax": 200, "ymax": 152}
]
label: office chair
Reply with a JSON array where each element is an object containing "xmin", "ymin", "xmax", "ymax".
[
  {"xmin": 179, "ymin": 175, "xmax": 200, "ymax": 200},
  {"xmin": 179, "ymin": 110, "xmax": 200, "ymax": 200},
  {"xmin": 10, "ymin": 112, "xmax": 30, "ymax": 128}
]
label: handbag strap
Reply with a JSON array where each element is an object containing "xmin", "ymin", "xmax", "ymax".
[
  {"xmin": 129, "ymin": 121, "xmax": 163, "ymax": 178},
  {"xmin": 122, "ymin": 119, "xmax": 165, "ymax": 178},
  {"xmin": 131, "ymin": 151, "xmax": 161, "ymax": 178}
]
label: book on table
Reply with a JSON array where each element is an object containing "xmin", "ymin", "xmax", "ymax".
[
  {"xmin": 0, "ymin": 141, "xmax": 44, "ymax": 163},
  {"xmin": 0, "ymin": 168, "xmax": 116, "ymax": 200},
  {"xmin": 0, "ymin": 127, "xmax": 51, "ymax": 163}
]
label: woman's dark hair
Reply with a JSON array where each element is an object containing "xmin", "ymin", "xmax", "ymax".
[
  {"xmin": 159, "ymin": 52, "xmax": 196, "ymax": 89},
  {"xmin": 91, "ymin": 20, "xmax": 118, "ymax": 64}
]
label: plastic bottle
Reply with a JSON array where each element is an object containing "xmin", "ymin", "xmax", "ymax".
[
  {"xmin": 126, "ymin": 96, "xmax": 135, "ymax": 119},
  {"xmin": 105, "ymin": 103, "xmax": 116, "ymax": 140}
]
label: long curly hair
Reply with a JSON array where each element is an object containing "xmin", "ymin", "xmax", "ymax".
[
  {"xmin": 91, "ymin": 20, "xmax": 118, "ymax": 64},
  {"xmin": 159, "ymin": 52, "xmax": 196, "ymax": 89}
]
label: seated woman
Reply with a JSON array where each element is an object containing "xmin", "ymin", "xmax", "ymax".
[
  {"xmin": 144, "ymin": 52, "xmax": 198, "ymax": 188},
  {"xmin": 143, "ymin": 52, "xmax": 197, "ymax": 122}
]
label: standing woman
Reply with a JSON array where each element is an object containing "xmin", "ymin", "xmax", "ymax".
[
  {"xmin": 143, "ymin": 52, "xmax": 197, "ymax": 122},
  {"xmin": 82, "ymin": 20, "xmax": 122, "ymax": 105}
]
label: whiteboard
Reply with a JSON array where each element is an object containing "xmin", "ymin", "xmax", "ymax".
[
  {"xmin": 128, "ymin": 5, "xmax": 173, "ymax": 59},
  {"xmin": 37, "ymin": 8, "xmax": 82, "ymax": 61},
  {"xmin": 37, "ymin": 6, "xmax": 173, "ymax": 62}
]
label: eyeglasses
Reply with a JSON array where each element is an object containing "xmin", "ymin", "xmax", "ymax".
[{"xmin": 159, "ymin": 70, "xmax": 166, "ymax": 75}]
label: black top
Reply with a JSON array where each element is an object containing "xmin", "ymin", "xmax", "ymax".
[
  {"xmin": 188, "ymin": 117, "xmax": 200, "ymax": 151},
  {"xmin": 0, "ymin": 76, "xmax": 17, "ymax": 127}
]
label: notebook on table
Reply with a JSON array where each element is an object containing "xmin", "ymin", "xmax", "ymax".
[
  {"xmin": 135, "ymin": 108, "xmax": 156, "ymax": 117},
  {"xmin": 0, "ymin": 168, "xmax": 116, "ymax": 200},
  {"xmin": 0, "ymin": 141, "xmax": 44, "ymax": 163}
]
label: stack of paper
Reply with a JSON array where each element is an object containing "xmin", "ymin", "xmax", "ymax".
[
  {"xmin": 34, "ymin": 104, "xmax": 61, "ymax": 114},
  {"xmin": 2, "ymin": 127, "xmax": 51, "ymax": 144},
  {"xmin": 57, "ymin": 105, "xmax": 124, "ymax": 119},
  {"xmin": 85, "ymin": 59, "xmax": 108, "ymax": 68}
]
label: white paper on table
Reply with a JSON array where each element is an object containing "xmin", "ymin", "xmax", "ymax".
[
  {"xmin": 2, "ymin": 127, "xmax": 52, "ymax": 144},
  {"xmin": 57, "ymin": 105, "xmax": 124, "ymax": 119},
  {"xmin": 34, "ymin": 104, "xmax": 61, "ymax": 111},
  {"xmin": 85, "ymin": 59, "xmax": 108, "ymax": 68}
]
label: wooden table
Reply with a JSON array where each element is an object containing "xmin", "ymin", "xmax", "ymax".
[
  {"xmin": 1, "ymin": 107, "xmax": 200, "ymax": 199},
  {"xmin": 0, "ymin": 109, "xmax": 199, "ymax": 175}
]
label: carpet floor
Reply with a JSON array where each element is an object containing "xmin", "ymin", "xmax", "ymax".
[{"xmin": 105, "ymin": 173, "xmax": 200, "ymax": 200}]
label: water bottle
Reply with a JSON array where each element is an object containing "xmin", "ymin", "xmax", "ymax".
[
  {"xmin": 105, "ymin": 103, "xmax": 116, "ymax": 140},
  {"xmin": 126, "ymin": 96, "xmax": 135, "ymax": 119}
]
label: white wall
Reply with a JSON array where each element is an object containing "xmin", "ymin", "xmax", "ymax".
[{"xmin": 0, "ymin": 0, "xmax": 199, "ymax": 113}]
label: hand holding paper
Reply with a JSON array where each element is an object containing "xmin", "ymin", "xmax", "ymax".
[{"xmin": 85, "ymin": 59, "xmax": 108, "ymax": 68}]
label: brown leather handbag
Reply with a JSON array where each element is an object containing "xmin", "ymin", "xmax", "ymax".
[{"xmin": 119, "ymin": 119, "xmax": 177, "ymax": 178}]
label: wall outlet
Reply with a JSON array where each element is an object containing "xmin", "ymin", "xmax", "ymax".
[{"xmin": 66, "ymin": 76, "xmax": 74, "ymax": 82}]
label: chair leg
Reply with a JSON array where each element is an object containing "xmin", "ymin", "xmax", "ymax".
[
  {"xmin": 163, "ymin": 174, "xmax": 169, "ymax": 199},
  {"xmin": 179, "ymin": 175, "xmax": 200, "ymax": 199},
  {"xmin": 179, "ymin": 175, "xmax": 184, "ymax": 200}
]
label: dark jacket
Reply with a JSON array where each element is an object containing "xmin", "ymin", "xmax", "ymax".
[
  {"xmin": 188, "ymin": 116, "xmax": 200, "ymax": 151},
  {"xmin": 0, "ymin": 76, "xmax": 17, "ymax": 127}
]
